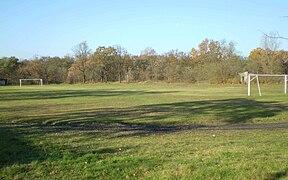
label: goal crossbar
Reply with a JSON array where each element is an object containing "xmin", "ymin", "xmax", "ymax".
[
  {"xmin": 249, "ymin": 74, "xmax": 288, "ymax": 77},
  {"xmin": 248, "ymin": 73, "xmax": 288, "ymax": 96},
  {"xmin": 19, "ymin": 79, "xmax": 43, "ymax": 87}
]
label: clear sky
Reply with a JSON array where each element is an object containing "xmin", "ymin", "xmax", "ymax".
[{"xmin": 0, "ymin": 0, "xmax": 287, "ymax": 59}]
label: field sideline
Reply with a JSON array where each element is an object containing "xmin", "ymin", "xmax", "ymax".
[{"xmin": 0, "ymin": 83, "xmax": 288, "ymax": 179}]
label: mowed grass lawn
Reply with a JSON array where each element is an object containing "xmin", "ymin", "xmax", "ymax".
[{"xmin": 0, "ymin": 83, "xmax": 288, "ymax": 179}]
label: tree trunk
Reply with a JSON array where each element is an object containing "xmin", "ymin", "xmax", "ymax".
[
  {"xmin": 83, "ymin": 72, "xmax": 86, "ymax": 83},
  {"xmin": 118, "ymin": 64, "xmax": 122, "ymax": 83}
]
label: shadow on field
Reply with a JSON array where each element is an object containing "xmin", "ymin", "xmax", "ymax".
[
  {"xmin": 6, "ymin": 98, "xmax": 288, "ymax": 138},
  {"xmin": 265, "ymin": 168, "xmax": 288, "ymax": 179},
  {"xmin": 0, "ymin": 126, "xmax": 42, "ymax": 169},
  {"xmin": 0, "ymin": 124, "xmax": 135, "ymax": 170},
  {"xmin": 0, "ymin": 89, "xmax": 175, "ymax": 101},
  {"xmin": 1, "ymin": 98, "xmax": 288, "ymax": 169}
]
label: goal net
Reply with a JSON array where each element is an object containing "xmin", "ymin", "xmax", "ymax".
[
  {"xmin": 247, "ymin": 73, "xmax": 288, "ymax": 96},
  {"xmin": 19, "ymin": 79, "xmax": 43, "ymax": 87}
]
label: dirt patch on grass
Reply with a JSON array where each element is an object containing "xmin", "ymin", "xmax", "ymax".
[{"xmin": 2, "ymin": 122, "xmax": 288, "ymax": 138}]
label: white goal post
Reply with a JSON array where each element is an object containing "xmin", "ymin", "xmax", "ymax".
[
  {"xmin": 19, "ymin": 79, "xmax": 43, "ymax": 87},
  {"xmin": 247, "ymin": 73, "xmax": 288, "ymax": 96}
]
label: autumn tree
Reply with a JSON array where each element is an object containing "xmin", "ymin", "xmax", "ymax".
[
  {"xmin": 163, "ymin": 50, "xmax": 189, "ymax": 82},
  {"xmin": 45, "ymin": 56, "xmax": 73, "ymax": 83},
  {"xmin": 190, "ymin": 39, "xmax": 243, "ymax": 83},
  {"xmin": 123, "ymin": 53, "xmax": 133, "ymax": 82},
  {"xmin": 0, "ymin": 57, "xmax": 19, "ymax": 84},
  {"xmin": 18, "ymin": 58, "xmax": 44, "ymax": 80},
  {"xmin": 1, "ymin": 38, "xmax": 253, "ymax": 84},
  {"xmin": 72, "ymin": 41, "xmax": 91, "ymax": 83},
  {"xmin": 247, "ymin": 48, "xmax": 286, "ymax": 75},
  {"xmin": 114, "ymin": 45, "xmax": 127, "ymax": 83},
  {"xmin": 91, "ymin": 46, "xmax": 118, "ymax": 83},
  {"xmin": 140, "ymin": 47, "xmax": 162, "ymax": 81}
]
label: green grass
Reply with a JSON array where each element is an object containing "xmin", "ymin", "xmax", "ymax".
[{"xmin": 0, "ymin": 82, "xmax": 288, "ymax": 179}]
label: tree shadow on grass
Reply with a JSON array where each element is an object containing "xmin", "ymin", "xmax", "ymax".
[
  {"xmin": 21, "ymin": 98, "xmax": 288, "ymax": 124},
  {"xmin": 0, "ymin": 124, "xmax": 136, "ymax": 175},
  {"xmin": 265, "ymin": 168, "xmax": 288, "ymax": 180},
  {"xmin": 0, "ymin": 126, "xmax": 43, "ymax": 169},
  {"xmin": 140, "ymin": 98, "xmax": 288, "ymax": 124},
  {"xmin": 8, "ymin": 98, "xmax": 288, "ymax": 138},
  {"xmin": 0, "ymin": 89, "xmax": 177, "ymax": 101},
  {"xmin": 1, "ymin": 98, "xmax": 287, "ymax": 175}
]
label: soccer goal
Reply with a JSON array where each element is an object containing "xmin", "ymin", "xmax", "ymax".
[
  {"xmin": 247, "ymin": 73, "xmax": 288, "ymax": 96},
  {"xmin": 19, "ymin": 79, "xmax": 43, "ymax": 87}
]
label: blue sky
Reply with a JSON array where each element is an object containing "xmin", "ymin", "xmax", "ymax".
[{"xmin": 0, "ymin": 0, "xmax": 287, "ymax": 59}]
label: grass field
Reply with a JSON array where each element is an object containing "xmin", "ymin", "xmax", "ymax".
[{"xmin": 1, "ymin": 83, "xmax": 288, "ymax": 179}]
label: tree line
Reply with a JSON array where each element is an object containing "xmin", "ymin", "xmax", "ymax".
[{"xmin": 1, "ymin": 38, "xmax": 288, "ymax": 85}]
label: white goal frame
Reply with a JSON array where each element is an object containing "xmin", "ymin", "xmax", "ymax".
[
  {"xmin": 247, "ymin": 73, "xmax": 288, "ymax": 96},
  {"xmin": 19, "ymin": 79, "xmax": 43, "ymax": 87}
]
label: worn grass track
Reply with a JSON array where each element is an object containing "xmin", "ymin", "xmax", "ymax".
[{"xmin": 0, "ymin": 83, "xmax": 288, "ymax": 179}]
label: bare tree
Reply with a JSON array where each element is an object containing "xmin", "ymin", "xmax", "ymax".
[
  {"xmin": 258, "ymin": 33, "xmax": 285, "ymax": 74},
  {"xmin": 261, "ymin": 32, "xmax": 281, "ymax": 51},
  {"xmin": 114, "ymin": 45, "xmax": 127, "ymax": 83},
  {"xmin": 262, "ymin": 31, "xmax": 288, "ymax": 41},
  {"xmin": 72, "ymin": 41, "xmax": 91, "ymax": 83},
  {"xmin": 140, "ymin": 47, "xmax": 157, "ymax": 56},
  {"xmin": 261, "ymin": 16, "xmax": 288, "ymax": 40}
]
